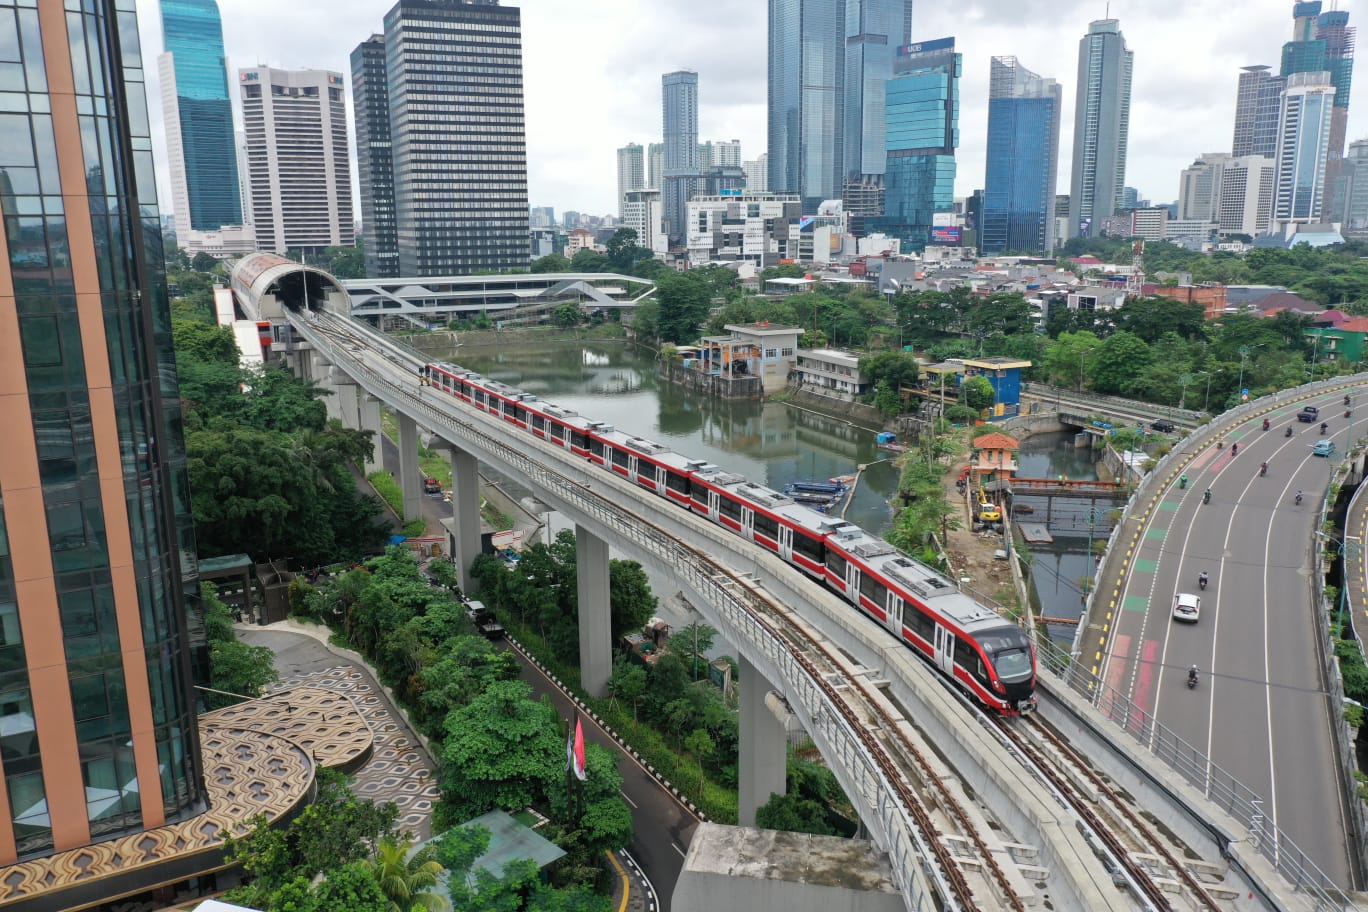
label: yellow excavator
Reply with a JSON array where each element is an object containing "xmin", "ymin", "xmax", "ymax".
[{"xmin": 977, "ymin": 476, "xmax": 1002, "ymax": 523}]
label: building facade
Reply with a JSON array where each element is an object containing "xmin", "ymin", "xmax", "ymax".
[
  {"xmin": 1339, "ymin": 139, "xmax": 1368, "ymax": 239},
  {"xmin": 743, "ymin": 154, "xmax": 769, "ymax": 192},
  {"xmin": 1232, "ymin": 65, "xmax": 1285, "ymax": 158},
  {"xmin": 158, "ymin": 0, "xmax": 243, "ymax": 245},
  {"xmin": 662, "ymin": 70, "xmax": 700, "ymax": 246},
  {"xmin": 350, "ymin": 35, "xmax": 397, "ymax": 278},
  {"xmin": 647, "ymin": 142, "xmax": 664, "ymax": 190},
  {"xmin": 1271, "ymin": 70, "xmax": 1337, "ymax": 227},
  {"xmin": 1, "ymin": 0, "xmax": 204, "ymax": 864},
  {"xmin": 843, "ymin": 0, "xmax": 913, "ymax": 183},
  {"xmin": 239, "ymin": 67, "xmax": 354, "ymax": 254},
  {"xmin": 621, "ymin": 189, "xmax": 663, "ymax": 253},
  {"xmin": 1178, "ymin": 153, "xmax": 1232, "ymax": 224},
  {"xmin": 981, "ymin": 56, "xmax": 1061, "ymax": 255},
  {"xmin": 352, "ymin": 0, "xmax": 529, "ymax": 276},
  {"xmin": 1217, "ymin": 155, "xmax": 1277, "ymax": 235},
  {"xmin": 880, "ymin": 38, "xmax": 960, "ymax": 251},
  {"xmin": 617, "ymin": 143, "xmax": 646, "ymax": 218},
  {"xmin": 1069, "ymin": 19, "xmax": 1133, "ymax": 238},
  {"xmin": 794, "ymin": 350, "xmax": 869, "ymax": 397},
  {"xmin": 685, "ymin": 193, "xmax": 804, "ymax": 267},
  {"xmin": 768, "ymin": 0, "xmax": 844, "ymax": 208}
]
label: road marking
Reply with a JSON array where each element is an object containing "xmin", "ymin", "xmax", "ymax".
[
  {"xmin": 672, "ymin": 842, "xmax": 686, "ymax": 858},
  {"xmin": 606, "ymin": 850, "xmax": 630, "ymax": 912},
  {"xmin": 619, "ymin": 789, "xmax": 638, "ymax": 809}
]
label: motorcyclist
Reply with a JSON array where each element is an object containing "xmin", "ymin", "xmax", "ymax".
[
  {"xmin": 1285, "ymin": 425, "xmax": 1293, "ymax": 437},
  {"xmin": 1263, "ymin": 418, "xmax": 1270, "ymax": 430},
  {"xmin": 1321, "ymin": 422, "xmax": 1329, "ymax": 434},
  {"xmin": 1203, "ymin": 488, "xmax": 1212, "ymax": 504},
  {"xmin": 1179, "ymin": 473, "xmax": 1188, "ymax": 489},
  {"xmin": 1296, "ymin": 490, "xmax": 1304, "ymax": 505},
  {"xmin": 1198, "ymin": 571, "xmax": 1208, "ymax": 589},
  {"xmin": 1188, "ymin": 665, "xmax": 1199, "ymax": 686},
  {"xmin": 1231, "ymin": 442, "xmax": 1238, "ymax": 456},
  {"xmin": 1346, "ymin": 394, "xmax": 1352, "ymax": 406},
  {"xmin": 1260, "ymin": 461, "xmax": 1268, "ymax": 476}
]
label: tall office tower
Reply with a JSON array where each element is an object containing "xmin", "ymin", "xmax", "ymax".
[
  {"xmin": 843, "ymin": 0, "xmax": 913, "ymax": 182},
  {"xmin": 1271, "ymin": 71, "xmax": 1337, "ymax": 226},
  {"xmin": 1338, "ymin": 140, "xmax": 1368, "ymax": 238},
  {"xmin": 768, "ymin": 0, "xmax": 844, "ymax": 209},
  {"xmin": 1232, "ymin": 65, "xmax": 1285, "ymax": 157},
  {"xmin": 235, "ymin": 131, "xmax": 252, "ymax": 228},
  {"xmin": 1217, "ymin": 156, "xmax": 1277, "ymax": 236},
  {"xmin": 697, "ymin": 141, "xmax": 714, "ymax": 169},
  {"xmin": 617, "ymin": 143, "xmax": 646, "ymax": 218},
  {"xmin": 1178, "ymin": 153, "xmax": 1233, "ymax": 223},
  {"xmin": 714, "ymin": 140, "xmax": 743, "ymax": 167},
  {"xmin": 622, "ymin": 189, "xmax": 664, "ymax": 252},
  {"xmin": 880, "ymin": 38, "xmax": 960, "ymax": 250},
  {"xmin": 352, "ymin": 0, "xmax": 529, "ymax": 276},
  {"xmin": 239, "ymin": 68, "xmax": 354, "ymax": 255},
  {"xmin": 158, "ymin": 0, "xmax": 243, "ymax": 237},
  {"xmin": 1068, "ymin": 19, "xmax": 1133, "ymax": 238},
  {"xmin": 647, "ymin": 143, "xmax": 665, "ymax": 190},
  {"xmin": 351, "ymin": 35, "xmax": 398, "ymax": 277},
  {"xmin": 662, "ymin": 70, "xmax": 700, "ymax": 246},
  {"xmin": 981, "ymin": 56, "xmax": 1062, "ymax": 255},
  {"xmin": 0, "ymin": 0, "xmax": 204, "ymax": 864},
  {"xmin": 1280, "ymin": 2, "xmax": 1355, "ymax": 156},
  {"xmin": 1122, "ymin": 186, "xmax": 1140, "ymax": 210},
  {"xmin": 743, "ymin": 154, "xmax": 769, "ymax": 192}
]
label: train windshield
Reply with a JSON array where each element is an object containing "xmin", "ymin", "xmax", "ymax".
[{"xmin": 978, "ymin": 626, "xmax": 1033, "ymax": 681}]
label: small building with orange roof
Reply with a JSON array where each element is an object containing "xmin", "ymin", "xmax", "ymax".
[{"xmin": 970, "ymin": 431, "xmax": 1019, "ymax": 479}]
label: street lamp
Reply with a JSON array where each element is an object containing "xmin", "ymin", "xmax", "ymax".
[
  {"xmin": 1200, "ymin": 369, "xmax": 1223, "ymax": 413},
  {"xmin": 1077, "ymin": 347, "xmax": 1097, "ymax": 393},
  {"xmin": 1237, "ymin": 344, "xmax": 1266, "ymax": 403},
  {"xmin": 1179, "ymin": 373, "xmax": 1193, "ymax": 411}
]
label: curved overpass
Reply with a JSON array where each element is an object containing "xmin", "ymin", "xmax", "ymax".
[{"xmin": 1083, "ymin": 382, "xmax": 1365, "ymax": 892}]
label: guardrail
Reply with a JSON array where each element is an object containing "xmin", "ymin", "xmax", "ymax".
[
  {"xmin": 1064, "ymin": 375, "xmax": 1368, "ymax": 908},
  {"xmin": 1022, "ymin": 382, "xmax": 1207, "ymax": 426}
]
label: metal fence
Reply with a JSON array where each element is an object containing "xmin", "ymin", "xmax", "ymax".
[{"xmin": 1022, "ymin": 381, "xmax": 1208, "ymax": 425}]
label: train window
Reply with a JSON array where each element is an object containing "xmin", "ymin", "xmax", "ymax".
[
  {"xmin": 905, "ymin": 605, "xmax": 933, "ymax": 643},
  {"xmin": 504, "ymin": 401, "xmax": 517, "ymax": 419},
  {"xmin": 549, "ymin": 423, "xmax": 563, "ymax": 441},
  {"xmin": 825, "ymin": 549, "xmax": 847, "ymax": 577},
  {"xmin": 611, "ymin": 447, "xmax": 631, "ymax": 469},
  {"xmin": 474, "ymin": 390, "xmax": 486, "ymax": 406},
  {"xmin": 718, "ymin": 495, "xmax": 742, "ymax": 521},
  {"xmin": 753, "ymin": 513, "xmax": 778, "ymax": 540},
  {"xmin": 514, "ymin": 405, "xmax": 528, "ymax": 423},
  {"xmin": 859, "ymin": 571, "xmax": 886, "ymax": 606},
  {"xmin": 590, "ymin": 439, "xmax": 604, "ymax": 458},
  {"xmin": 793, "ymin": 532, "xmax": 823, "ymax": 563},
  {"xmin": 666, "ymin": 471, "xmax": 688, "ymax": 494},
  {"xmin": 531, "ymin": 414, "xmax": 545, "ymax": 432},
  {"xmin": 691, "ymin": 485, "xmax": 709, "ymax": 506},
  {"xmin": 570, "ymin": 430, "xmax": 586, "ymax": 450}
]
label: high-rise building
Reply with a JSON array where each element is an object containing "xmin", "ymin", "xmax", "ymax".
[
  {"xmin": 1338, "ymin": 140, "xmax": 1368, "ymax": 239},
  {"xmin": 352, "ymin": 0, "xmax": 530, "ymax": 276},
  {"xmin": 1271, "ymin": 70, "xmax": 1337, "ymax": 226},
  {"xmin": 1232, "ymin": 65, "xmax": 1285, "ymax": 158},
  {"xmin": 1217, "ymin": 156, "xmax": 1277, "ymax": 236},
  {"xmin": 351, "ymin": 34, "xmax": 397, "ymax": 277},
  {"xmin": 768, "ymin": 0, "xmax": 844, "ymax": 208},
  {"xmin": 662, "ymin": 70, "xmax": 701, "ymax": 246},
  {"xmin": 1122, "ymin": 186, "xmax": 1140, "ymax": 210},
  {"xmin": 981, "ymin": 56, "xmax": 1062, "ymax": 255},
  {"xmin": 622, "ymin": 189, "xmax": 664, "ymax": 252},
  {"xmin": 239, "ymin": 68, "xmax": 354, "ymax": 254},
  {"xmin": 714, "ymin": 139, "xmax": 743, "ymax": 167},
  {"xmin": 843, "ymin": 0, "xmax": 913, "ymax": 181},
  {"xmin": 1178, "ymin": 153, "xmax": 1234, "ymax": 223},
  {"xmin": 1280, "ymin": 2, "xmax": 1355, "ymax": 159},
  {"xmin": 880, "ymin": 38, "xmax": 960, "ymax": 250},
  {"xmin": 1, "ymin": 0, "xmax": 204, "ymax": 865},
  {"xmin": 744, "ymin": 154, "xmax": 769, "ymax": 192},
  {"xmin": 697, "ymin": 141, "xmax": 714, "ymax": 169},
  {"xmin": 158, "ymin": 0, "xmax": 243, "ymax": 238},
  {"xmin": 617, "ymin": 143, "xmax": 646, "ymax": 218},
  {"xmin": 647, "ymin": 143, "xmax": 665, "ymax": 190},
  {"xmin": 1069, "ymin": 19, "xmax": 1133, "ymax": 238}
]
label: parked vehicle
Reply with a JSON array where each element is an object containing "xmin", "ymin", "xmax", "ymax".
[
  {"xmin": 1298, "ymin": 406, "xmax": 1320, "ymax": 422},
  {"xmin": 1150, "ymin": 418, "xmax": 1176, "ymax": 433}
]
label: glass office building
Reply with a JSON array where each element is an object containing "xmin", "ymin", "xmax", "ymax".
[
  {"xmin": 1068, "ymin": 19, "xmax": 1133, "ymax": 238},
  {"xmin": 662, "ymin": 70, "xmax": 700, "ymax": 246},
  {"xmin": 768, "ymin": 0, "xmax": 844, "ymax": 209},
  {"xmin": 0, "ymin": 0, "xmax": 204, "ymax": 861},
  {"xmin": 981, "ymin": 57, "xmax": 1061, "ymax": 255},
  {"xmin": 1232, "ymin": 66, "xmax": 1285, "ymax": 159},
  {"xmin": 158, "ymin": 0, "xmax": 242, "ymax": 232},
  {"xmin": 350, "ymin": 35, "xmax": 398, "ymax": 278},
  {"xmin": 842, "ymin": 0, "xmax": 913, "ymax": 181},
  {"xmin": 880, "ymin": 38, "xmax": 960, "ymax": 251},
  {"xmin": 1272, "ymin": 71, "xmax": 1337, "ymax": 222}
]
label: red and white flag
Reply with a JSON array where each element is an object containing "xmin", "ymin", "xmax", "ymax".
[{"xmin": 566, "ymin": 716, "xmax": 587, "ymax": 781}]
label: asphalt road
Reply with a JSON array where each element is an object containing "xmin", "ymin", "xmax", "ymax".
[
  {"xmin": 1096, "ymin": 386, "xmax": 1357, "ymax": 888},
  {"xmin": 378, "ymin": 432, "xmax": 452, "ymax": 536}
]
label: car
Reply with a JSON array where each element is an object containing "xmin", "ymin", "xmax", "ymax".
[
  {"xmin": 1313, "ymin": 439, "xmax": 1336, "ymax": 457},
  {"xmin": 1150, "ymin": 419, "xmax": 1176, "ymax": 433},
  {"xmin": 1172, "ymin": 592, "xmax": 1201, "ymax": 623},
  {"xmin": 1298, "ymin": 405, "xmax": 1320, "ymax": 422}
]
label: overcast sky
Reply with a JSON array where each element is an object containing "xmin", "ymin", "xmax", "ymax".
[{"xmin": 132, "ymin": 0, "xmax": 1366, "ymax": 218}]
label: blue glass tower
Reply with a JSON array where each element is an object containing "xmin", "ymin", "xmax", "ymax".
[
  {"xmin": 982, "ymin": 57, "xmax": 1061, "ymax": 255},
  {"xmin": 843, "ymin": 0, "xmax": 913, "ymax": 180},
  {"xmin": 159, "ymin": 0, "xmax": 242, "ymax": 232},
  {"xmin": 768, "ymin": 0, "xmax": 844, "ymax": 210},
  {"xmin": 879, "ymin": 38, "xmax": 959, "ymax": 251}
]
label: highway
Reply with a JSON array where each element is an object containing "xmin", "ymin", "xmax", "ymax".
[{"xmin": 1096, "ymin": 386, "xmax": 1359, "ymax": 889}]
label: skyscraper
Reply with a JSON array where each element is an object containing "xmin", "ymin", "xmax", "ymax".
[
  {"xmin": 158, "ymin": 0, "xmax": 243, "ymax": 237},
  {"xmin": 1232, "ymin": 65, "xmax": 1285, "ymax": 158},
  {"xmin": 351, "ymin": 35, "xmax": 398, "ymax": 278},
  {"xmin": 744, "ymin": 154, "xmax": 770, "ymax": 193},
  {"xmin": 662, "ymin": 70, "xmax": 700, "ymax": 246},
  {"xmin": 647, "ymin": 143, "xmax": 665, "ymax": 190},
  {"xmin": 352, "ymin": 0, "xmax": 529, "ymax": 276},
  {"xmin": 1271, "ymin": 71, "xmax": 1337, "ymax": 226},
  {"xmin": 239, "ymin": 68, "xmax": 354, "ymax": 254},
  {"xmin": 1280, "ymin": 1, "xmax": 1355, "ymax": 158},
  {"xmin": 768, "ymin": 0, "xmax": 844, "ymax": 209},
  {"xmin": 617, "ymin": 143, "xmax": 646, "ymax": 218},
  {"xmin": 1, "ymin": 0, "xmax": 204, "ymax": 863},
  {"xmin": 843, "ymin": 0, "xmax": 913, "ymax": 181},
  {"xmin": 1218, "ymin": 156, "xmax": 1277, "ymax": 236},
  {"xmin": 1178, "ymin": 153, "xmax": 1233, "ymax": 223},
  {"xmin": 981, "ymin": 56, "xmax": 1062, "ymax": 255},
  {"xmin": 879, "ymin": 37, "xmax": 960, "ymax": 250},
  {"xmin": 1068, "ymin": 19, "xmax": 1133, "ymax": 238}
]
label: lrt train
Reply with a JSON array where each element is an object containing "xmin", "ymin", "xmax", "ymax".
[{"xmin": 421, "ymin": 362, "xmax": 1037, "ymax": 714}]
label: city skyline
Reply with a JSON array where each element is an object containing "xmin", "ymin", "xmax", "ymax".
[{"xmin": 130, "ymin": 0, "xmax": 1368, "ymax": 218}]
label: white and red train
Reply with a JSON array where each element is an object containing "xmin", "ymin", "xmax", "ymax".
[{"xmin": 423, "ymin": 362, "xmax": 1038, "ymax": 714}]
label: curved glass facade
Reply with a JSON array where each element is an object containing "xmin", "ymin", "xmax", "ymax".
[
  {"xmin": 0, "ymin": 0, "xmax": 203, "ymax": 859},
  {"xmin": 982, "ymin": 57, "xmax": 1061, "ymax": 256}
]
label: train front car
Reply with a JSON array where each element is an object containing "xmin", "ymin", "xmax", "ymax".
[{"xmin": 974, "ymin": 624, "xmax": 1037, "ymax": 714}]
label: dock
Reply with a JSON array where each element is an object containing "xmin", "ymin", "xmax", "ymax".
[{"xmin": 1018, "ymin": 523, "xmax": 1054, "ymax": 544}]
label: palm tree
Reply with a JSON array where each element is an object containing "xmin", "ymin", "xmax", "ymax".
[{"xmin": 363, "ymin": 834, "xmax": 449, "ymax": 912}]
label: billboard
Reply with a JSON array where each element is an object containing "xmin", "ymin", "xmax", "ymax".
[
  {"xmin": 897, "ymin": 37, "xmax": 955, "ymax": 55},
  {"xmin": 929, "ymin": 226, "xmax": 962, "ymax": 246},
  {"xmin": 932, "ymin": 212, "xmax": 957, "ymax": 227}
]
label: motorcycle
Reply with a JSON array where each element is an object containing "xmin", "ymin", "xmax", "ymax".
[
  {"xmin": 1263, "ymin": 418, "xmax": 1270, "ymax": 430},
  {"xmin": 1285, "ymin": 426, "xmax": 1294, "ymax": 437},
  {"xmin": 1231, "ymin": 442, "xmax": 1238, "ymax": 456},
  {"xmin": 1347, "ymin": 410, "xmax": 1352, "ymax": 419},
  {"xmin": 1179, "ymin": 475, "xmax": 1188, "ymax": 489},
  {"xmin": 1296, "ymin": 491, "xmax": 1304, "ymax": 505},
  {"xmin": 1203, "ymin": 489, "xmax": 1212, "ymax": 505},
  {"xmin": 1260, "ymin": 462, "xmax": 1268, "ymax": 477},
  {"xmin": 1198, "ymin": 573, "xmax": 1208, "ymax": 590},
  {"xmin": 1187, "ymin": 670, "xmax": 1199, "ymax": 690},
  {"xmin": 1321, "ymin": 422, "xmax": 1329, "ymax": 434}
]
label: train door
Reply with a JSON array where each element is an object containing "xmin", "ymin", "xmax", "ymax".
[
  {"xmin": 741, "ymin": 509, "xmax": 755, "ymax": 542},
  {"xmin": 655, "ymin": 466, "xmax": 668, "ymax": 496},
  {"xmin": 627, "ymin": 454, "xmax": 638, "ymax": 482},
  {"xmin": 932, "ymin": 624, "xmax": 955, "ymax": 676},
  {"xmin": 707, "ymin": 490, "xmax": 720, "ymax": 522},
  {"xmin": 777, "ymin": 526, "xmax": 793, "ymax": 562},
  {"xmin": 885, "ymin": 595, "xmax": 903, "ymax": 637},
  {"xmin": 845, "ymin": 563, "xmax": 859, "ymax": 603}
]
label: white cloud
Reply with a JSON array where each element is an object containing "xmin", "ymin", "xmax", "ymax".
[{"xmin": 134, "ymin": 0, "xmax": 1364, "ymax": 219}]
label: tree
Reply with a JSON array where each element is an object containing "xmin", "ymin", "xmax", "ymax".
[
  {"xmin": 326, "ymin": 243, "xmax": 367, "ymax": 279},
  {"xmin": 1090, "ymin": 330, "xmax": 1153, "ymax": 396},
  {"xmin": 670, "ymin": 622, "xmax": 716, "ymax": 680},
  {"xmin": 306, "ymin": 863, "xmax": 393, "ymax": 912},
  {"xmin": 684, "ymin": 728, "xmax": 714, "ymax": 789},
  {"xmin": 546, "ymin": 743, "xmax": 634, "ymax": 852},
  {"xmin": 362, "ymin": 834, "xmax": 449, "ymax": 912},
  {"xmin": 961, "ymin": 375, "xmax": 995, "ymax": 411},
  {"xmin": 873, "ymin": 380, "xmax": 900, "ymax": 417},
  {"xmin": 191, "ymin": 251, "xmax": 218, "ymax": 273},
  {"xmin": 173, "ymin": 318, "xmax": 240, "ymax": 365},
  {"xmin": 858, "ymin": 351, "xmax": 920, "ymax": 391},
  {"xmin": 609, "ymin": 558, "xmax": 657, "ymax": 640},
  {"xmin": 532, "ymin": 253, "xmax": 571, "ymax": 273},
  {"xmin": 208, "ymin": 638, "xmax": 279, "ymax": 708},
  {"xmin": 606, "ymin": 659, "xmax": 647, "ymax": 720},
  {"xmin": 553, "ymin": 303, "xmax": 582, "ymax": 328},
  {"xmin": 653, "ymin": 271, "xmax": 714, "ymax": 343},
  {"xmin": 569, "ymin": 248, "xmax": 608, "ymax": 272},
  {"xmin": 755, "ymin": 792, "xmax": 838, "ymax": 836}
]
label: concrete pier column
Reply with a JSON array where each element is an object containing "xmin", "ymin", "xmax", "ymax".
[
  {"xmin": 332, "ymin": 368, "xmax": 360, "ymax": 431},
  {"xmin": 442, "ymin": 443, "xmax": 481, "ymax": 593},
  {"xmin": 311, "ymin": 352, "xmax": 341, "ymax": 423},
  {"xmin": 359, "ymin": 395, "xmax": 383, "ymax": 475},
  {"xmin": 397, "ymin": 412, "xmax": 424, "ymax": 524},
  {"xmin": 738, "ymin": 654, "xmax": 787, "ymax": 826},
  {"xmin": 575, "ymin": 524, "xmax": 613, "ymax": 698}
]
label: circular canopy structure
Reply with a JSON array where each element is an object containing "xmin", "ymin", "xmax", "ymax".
[{"xmin": 228, "ymin": 252, "xmax": 349, "ymax": 321}]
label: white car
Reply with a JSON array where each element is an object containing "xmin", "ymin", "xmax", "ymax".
[{"xmin": 1172, "ymin": 592, "xmax": 1201, "ymax": 623}]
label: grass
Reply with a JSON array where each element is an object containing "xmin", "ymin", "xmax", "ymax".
[
  {"xmin": 368, "ymin": 471, "xmax": 403, "ymax": 515},
  {"xmin": 482, "ymin": 503, "xmax": 515, "ymax": 531},
  {"xmin": 419, "ymin": 447, "xmax": 452, "ymax": 487}
]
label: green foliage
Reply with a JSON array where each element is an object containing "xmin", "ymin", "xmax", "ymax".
[
  {"xmin": 960, "ymin": 375, "xmax": 995, "ymax": 411},
  {"xmin": 553, "ymin": 302, "xmax": 583, "ymax": 327},
  {"xmin": 369, "ymin": 471, "xmax": 404, "ymax": 516},
  {"xmin": 434, "ymin": 826, "xmax": 612, "ymax": 912},
  {"xmin": 653, "ymin": 270, "xmax": 717, "ymax": 343},
  {"xmin": 873, "ymin": 380, "xmax": 901, "ymax": 417},
  {"xmin": 858, "ymin": 351, "xmax": 920, "ymax": 391},
  {"xmin": 361, "ymin": 834, "xmax": 449, "ymax": 912},
  {"xmin": 755, "ymin": 792, "xmax": 838, "ymax": 835},
  {"xmin": 704, "ymin": 295, "xmax": 800, "ymax": 336},
  {"xmin": 532, "ymin": 252, "xmax": 571, "ymax": 273},
  {"xmin": 191, "ymin": 251, "xmax": 218, "ymax": 273}
]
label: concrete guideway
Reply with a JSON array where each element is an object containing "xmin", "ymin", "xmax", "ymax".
[{"xmin": 1079, "ymin": 378, "xmax": 1368, "ymax": 900}]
